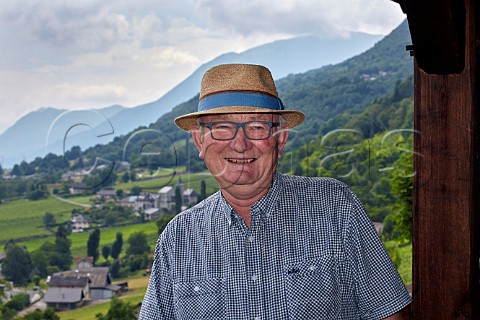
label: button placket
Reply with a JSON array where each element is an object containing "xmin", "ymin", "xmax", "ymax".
[{"xmin": 245, "ymin": 215, "xmax": 263, "ymax": 319}]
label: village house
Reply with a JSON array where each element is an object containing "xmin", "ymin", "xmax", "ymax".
[
  {"xmin": 47, "ymin": 267, "xmax": 121, "ymax": 304},
  {"xmin": 44, "ymin": 287, "xmax": 85, "ymax": 311},
  {"xmin": 118, "ymin": 195, "xmax": 138, "ymax": 209},
  {"xmin": 96, "ymin": 189, "xmax": 117, "ymax": 201},
  {"xmin": 144, "ymin": 207, "xmax": 161, "ymax": 221},
  {"xmin": 116, "ymin": 177, "xmax": 200, "ymax": 214},
  {"xmin": 156, "ymin": 186, "xmax": 175, "ymax": 211},
  {"xmin": 136, "ymin": 192, "xmax": 156, "ymax": 211},
  {"xmin": 47, "ymin": 273, "xmax": 90, "ymax": 300},
  {"xmin": 71, "ymin": 215, "xmax": 89, "ymax": 232},
  {"xmin": 69, "ymin": 182, "xmax": 87, "ymax": 195}
]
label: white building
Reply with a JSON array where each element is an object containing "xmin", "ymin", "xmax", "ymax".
[
  {"xmin": 157, "ymin": 186, "xmax": 175, "ymax": 211},
  {"xmin": 72, "ymin": 215, "xmax": 89, "ymax": 232},
  {"xmin": 144, "ymin": 208, "xmax": 161, "ymax": 221}
]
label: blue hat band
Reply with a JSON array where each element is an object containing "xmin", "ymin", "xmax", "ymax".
[{"xmin": 198, "ymin": 91, "xmax": 284, "ymax": 111}]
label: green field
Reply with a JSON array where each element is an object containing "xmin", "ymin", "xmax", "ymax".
[
  {"xmin": 0, "ymin": 197, "xmax": 82, "ymax": 244},
  {"xmin": 397, "ymin": 244, "xmax": 412, "ymax": 285},
  {"xmin": 0, "ymin": 172, "xmax": 217, "ymax": 250},
  {"xmin": 17, "ymin": 222, "xmax": 159, "ymax": 263}
]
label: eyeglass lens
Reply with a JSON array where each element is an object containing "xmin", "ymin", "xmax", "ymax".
[{"xmin": 204, "ymin": 121, "xmax": 278, "ymax": 140}]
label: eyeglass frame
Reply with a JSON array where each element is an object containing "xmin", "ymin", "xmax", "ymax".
[{"xmin": 198, "ymin": 120, "xmax": 280, "ymax": 141}]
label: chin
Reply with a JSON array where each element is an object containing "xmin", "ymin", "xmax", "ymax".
[{"xmin": 222, "ymin": 172, "xmax": 258, "ymax": 187}]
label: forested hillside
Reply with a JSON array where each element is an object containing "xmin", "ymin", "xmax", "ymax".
[{"xmin": 278, "ymin": 75, "xmax": 413, "ymax": 227}]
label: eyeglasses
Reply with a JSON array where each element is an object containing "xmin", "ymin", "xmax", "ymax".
[{"xmin": 199, "ymin": 121, "xmax": 280, "ymax": 140}]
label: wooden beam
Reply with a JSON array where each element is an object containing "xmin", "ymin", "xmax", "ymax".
[
  {"xmin": 397, "ymin": 0, "xmax": 466, "ymax": 74},
  {"xmin": 412, "ymin": 0, "xmax": 480, "ymax": 318}
]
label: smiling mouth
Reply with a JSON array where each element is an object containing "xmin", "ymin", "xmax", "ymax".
[{"xmin": 226, "ymin": 158, "xmax": 256, "ymax": 164}]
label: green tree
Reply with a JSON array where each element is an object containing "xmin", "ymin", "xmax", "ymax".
[
  {"xmin": 130, "ymin": 186, "xmax": 142, "ymax": 195},
  {"xmin": 11, "ymin": 164, "xmax": 22, "ymax": 176},
  {"xmin": 54, "ymin": 225, "xmax": 72, "ymax": 270},
  {"xmin": 5, "ymin": 293, "xmax": 30, "ymax": 311},
  {"xmin": 116, "ymin": 189, "xmax": 124, "ymax": 198},
  {"xmin": 65, "ymin": 146, "xmax": 81, "ymax": 161},
  {"xmin": 110, "ymin": 232, "xmax": 123, "ymax": 260},
  {"xmin": 389, "ymin": 153, "xmax": 413, "ymax": 242},
  {"xmin": 126, "ymin": 231, "xmax": 150, "ymax": 256},
  {"xmin": 200, "ymin": 180, "xmax": 206, "ymax": 201},
  {"xmin": 102, "ymin": 245, "xmax": 111, "ymax": 262},
  {"xmin": 175, "ymin": 186, "xmax": 182, "ymax": 213},
  {"xmin": 32, "ymin": 275, "xmax": 40, "ymax": 286},
  {"xmin": 87, "ymin": 229, "xmax": 101, "ymax": 264},
  {"xmin": 19, "ymin": 307, "xmax": 59, "ymax": 320},
  {"xmin": 30, "ymin": 249, "xmax": 49, "ymax": 278},
  {"xmin": 121, "ymin": 171, "xmax": 130, "ymax": 183},
  {"xmin": 95, "ymin": 296, "xmax": 137, "ymax": 320},
  {"xmin": 34, "ymin": 241, "xmax": 62, "ymax": 275},
  {"xmin": 156, "ymin": 214, "xmax": 176, "ymax": 235},
  {"xmin": 109, "ymin": 259, "xmax": 122, "ymax": 279},
  {"xmin": 43, "ymin": 212, "xmax": 56, "ymax": 229},
  {"xmin": 2, "ymin": 245, "xmax": 32, "ymax": 286},
  {"xmin": 4, "ymin": 239, "xmax": 15, "ymax": 251}
]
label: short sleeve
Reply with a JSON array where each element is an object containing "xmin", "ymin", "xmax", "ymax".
[
  {"xmin": 345, "ymin": 190, "xmax": 411, "ymax": 319},
  {"xmin": 139, "ymin": 232, "xmax": 175, "ymax": 320}
]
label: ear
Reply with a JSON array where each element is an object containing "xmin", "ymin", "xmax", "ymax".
[
  {"xmin": 191, "ymin": 126, "xmax": 205, "ymax": 159},
  {"xmin": 276, "ymin": 124, "xmax": 290, "ymax": 158}
]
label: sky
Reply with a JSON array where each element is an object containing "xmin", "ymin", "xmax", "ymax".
[{"xmin": 0, "ymin": 0, "xmax": 406, "ymax": 135}]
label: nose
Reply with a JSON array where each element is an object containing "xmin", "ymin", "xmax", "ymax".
[{"xmin": 229, "ymin": 126, "xmax": 251, "ymax": 152}]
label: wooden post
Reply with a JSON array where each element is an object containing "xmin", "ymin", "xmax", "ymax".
[{"xmin": 412, "ymin": 0, "xmax": 480, "ymax": 318}]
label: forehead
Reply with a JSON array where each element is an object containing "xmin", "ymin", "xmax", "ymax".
[{"xmin": 199, "ymin": 113, "xmax": 280, "ymax": 122}]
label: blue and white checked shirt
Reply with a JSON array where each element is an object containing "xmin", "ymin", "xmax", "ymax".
[{"xmin": 139, "ymin": 172, "xmax": 411, "ymax": 319}]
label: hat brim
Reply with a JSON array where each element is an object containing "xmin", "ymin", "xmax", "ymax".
[{"xmin": 174, "ymin": 106, "xmax": 305, "ymax": 132}]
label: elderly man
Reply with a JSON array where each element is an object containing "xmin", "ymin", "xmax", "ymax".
[{"xmin": 139, "ymin": 64, "xmax": 411, "ymax": 319}]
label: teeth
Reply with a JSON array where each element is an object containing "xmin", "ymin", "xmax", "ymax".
[{"xmin": 226, "ymin": 158, "xmax": 255, "ymax": 163}]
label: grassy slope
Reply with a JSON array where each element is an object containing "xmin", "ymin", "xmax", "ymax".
[
  {"xmin": 0, "ymin": 197, "xmax": 81, "ymax": 244},
  {"xmin": 17, "ymin": 222, "xmax": 159, "ymax": 264},
  {"xmin": 0, "ymin": 172, "xmax": 218, "ymax": 251},
  {"xmin": 397, "ymin": 244, "xmax": 412, "ymax": 285}
]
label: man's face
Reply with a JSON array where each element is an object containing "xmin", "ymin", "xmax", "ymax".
[{"xmin": 191, "ymin": 113, "xmax": 289, "ymax": 195}]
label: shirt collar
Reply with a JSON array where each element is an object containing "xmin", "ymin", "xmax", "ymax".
[{"xmin": 220, "ymin": 172, "xmax": 283, "ymax": 226}]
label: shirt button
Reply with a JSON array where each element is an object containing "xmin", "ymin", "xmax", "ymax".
[
  {"xmin": 247, "ymin": 235, "xmax": 255, "ymax": 242},
  {"xmin": 254, "ymin": 317, "xmax": 261, "ymax": 320},
  {"xmin": 251, "ymin": 274, "xmax": 258, "ymax": 281},
  {"xmin": 308, "ymin": 265, "xmax": 317, "ymax": 271},
  {"xmin": 193, "ymin": 286, "xmax": 201, "ymax": 292}
]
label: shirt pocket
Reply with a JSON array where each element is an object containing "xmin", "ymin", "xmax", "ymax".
[
  {"xmin": 173, "ymin": 278, "xmax": 226, "ymax": 319},
  {"xmin": 284, "ymin": 255, "xmax": 340, "ymax": 319}
]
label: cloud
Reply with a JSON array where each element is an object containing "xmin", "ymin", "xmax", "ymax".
[
  {"xmin": 0, "ymin": 0, "xmax": 406, "ymax": 134},
  {"xmin": 0, "ymin": 0, "xmax": 205, "ymax": 51},
  {"xmin": 55, "ymin": 84, "xmax": 128, "ymax": 104},
  {"xmin": 199, "ymin": 0, "xmax": 404, "ymax": 37}
]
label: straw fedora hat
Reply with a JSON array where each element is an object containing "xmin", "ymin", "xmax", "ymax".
[{"xmin": 174, "ymin": 63, "xmax": 305, "ymax": 131}]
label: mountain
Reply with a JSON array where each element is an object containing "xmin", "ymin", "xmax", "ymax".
[
  {"xmin": 104, "ymin": 32, "xmax": 384, "ymax": 136},
  {"xmin": 0, "ymin": 32, "xmax": 383, "ymax": 168},
  {"xmin": 81, "ymin": 20, "xmax": 413, "ymax": 175},
  {"xmin": 0, "ymin": 105, "xmax": 124, "ymax": 167}
]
